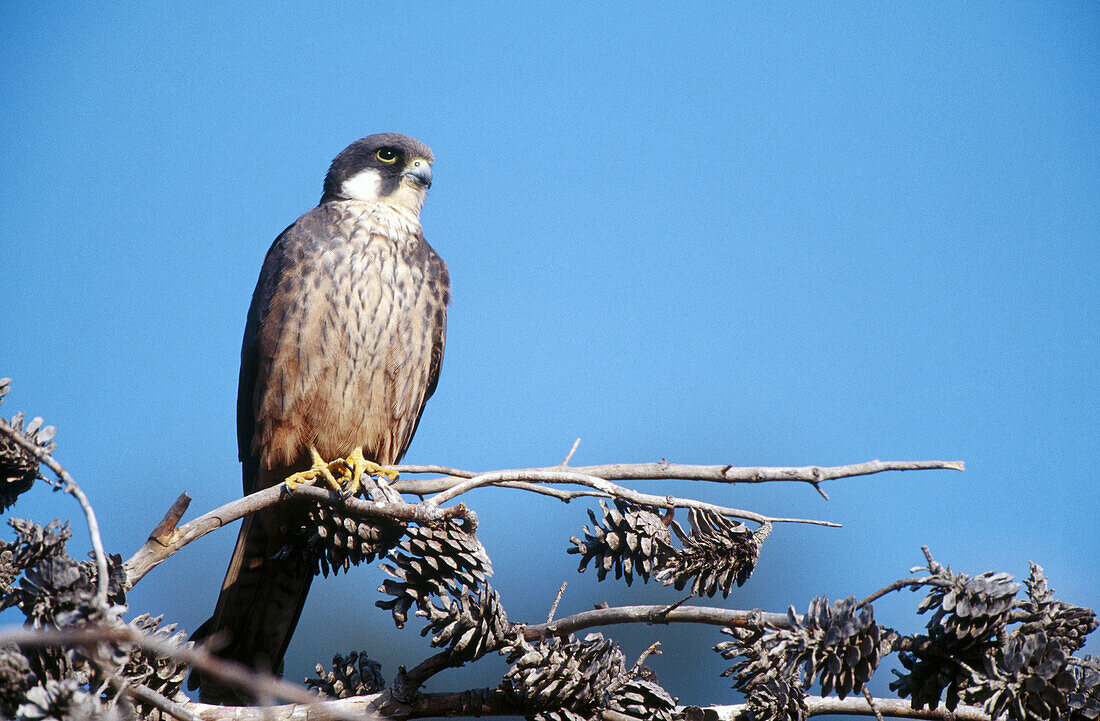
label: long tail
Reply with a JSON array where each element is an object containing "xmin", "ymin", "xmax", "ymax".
[{"xmin": 189, "ymin": 477, "xmax": 313, "ymax": 704}]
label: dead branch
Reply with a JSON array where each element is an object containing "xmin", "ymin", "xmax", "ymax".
[
  {"xmin": 393, "ymin": 458, "xmax": 964, "ymax": 495},
  {"xmin": 524, "ymin": 604, "xmax": 791, "ymax": 640},
  {"xmin": 707, "ymin": 696, "xmax": 991, "ymax": 721}
]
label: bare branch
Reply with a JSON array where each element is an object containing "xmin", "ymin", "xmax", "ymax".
[
  {"xmin": 0, "ymin": 417, "xmax": 110, "ymax": 607},
  {"xmin": 705, "ymin": 696, "xmax": 991, "ymax": 720},
  {"xmin": 113, "ymin": 678, "xmax": 203, "ymax": 721},
  {"xmin": 524, "ymin": 604, "xmax": 791, "ymax": 640},
  {"xmin": 394, "ymin": 458, "xmax": 964, "ymax": 494}
]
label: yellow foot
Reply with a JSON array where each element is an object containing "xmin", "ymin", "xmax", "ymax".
[
  {"xmin": 343, "ymin": 448, "xmax": 399, "ymax": 499},
  {"xmin": 284, "ymin": 447, "xmax": 351, "ymax": 495}
]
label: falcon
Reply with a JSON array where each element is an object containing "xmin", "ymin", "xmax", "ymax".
[{"xmin": 191, "ymin": 134, "xmax": 449, "ymax": 703}]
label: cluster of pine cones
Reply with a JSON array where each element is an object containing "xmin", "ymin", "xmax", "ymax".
[{"xmin": 569, "ymin": 499, "xmax": 770, "ymax": 597}]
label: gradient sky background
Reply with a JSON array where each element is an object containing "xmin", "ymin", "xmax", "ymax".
[{"xmin": 2, "ymin": 3, "xmax": 1097, "ymax": 714}]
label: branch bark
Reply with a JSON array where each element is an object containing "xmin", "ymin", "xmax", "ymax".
[{"xmin": 393, "ymin": 458, "xmax": 964, "ymax": 495}]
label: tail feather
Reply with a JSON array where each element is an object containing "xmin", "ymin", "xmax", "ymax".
[{"xmin": 189, "ymin": 473, "xmax": 313, "ymax": 704}]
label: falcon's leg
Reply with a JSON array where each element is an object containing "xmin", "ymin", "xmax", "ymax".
[
  {"xmin": 343, "ymin": 447, "xmax": 400, "ymax": 499},
  {"xmin": 284, "ymin": 447, "xmax": 349, "ymax": 494}
]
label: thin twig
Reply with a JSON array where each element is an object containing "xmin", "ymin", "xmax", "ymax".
[
  {"xmin": 0, "ymin": 418, "xmax": 110, "ymax": 607},
  {"xmin": 630, "ymin": 641, "xmax": 661, "ymax": 673},
  {"xmin": 856, "ymin": 576, "xmax": 945, "ymax": 608},
  {"xmin": 547, "ymin": 581, "xmax": 568, "ymax": 623},
  {"xmin": 864, "ymin": 687, "xmax": 886, "ymax": 721},
  {"xmin": 560, "ymin": 438, "xmax": 582, "ymax": 466}
]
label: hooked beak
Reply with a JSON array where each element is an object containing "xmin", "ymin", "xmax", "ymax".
[{"xmin": 402, "ymin": 157, "xmax": 433, "ymax": 188}]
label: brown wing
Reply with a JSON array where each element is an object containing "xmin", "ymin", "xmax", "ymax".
[{"xmin": 390, "ymin": 234, "xmax": 449, "ymax": 463}]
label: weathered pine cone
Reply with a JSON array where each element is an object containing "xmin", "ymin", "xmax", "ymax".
[
  {"xmin": 0, "ymin": 644, "xmax": 38, "ymax": 718},
  {"xmin": 299, "ymin": 502, "xmax": 406, "ymax": 578},
  {"xmin": 965, "ymin": 629, "xmax": 1088, "ymax": 721},
  {"xmin": 1021, "ymin": 563, "xmax": 1098, "ymax": 653},
  {"xmin": 891, "ymin": 555, "xmax": 1023, "ymax": 711},
  {"xmin": 1, "ymin": 384, "xmax": 58, "ymax": 512},
  {"xmin": 121, "ymin": 613, "xmax": 193, "ymax": 707},
  {"xmin": 605, "ymin": 675, "xmax": 677, "ymax": 721},
  {"xmin": 796, "ymin": 596, "xmax": 893, "ymax": 698},
  {"xmin": 16, "ymin": 678, "xmax": 105, "ymax": 721},
  {"xmin": 503, "ymin": 633, "xmax": 626, "ymax": 719},
  {"xmin": 888, "ymin": 647, "xmax": 968, "ymax": 713},
  {"xmin": 306, "ymin": 650, "xmax": 385, "ymax": 698},
  {"xmin": 569, "ymin": 500, "xmax": 673, "ymax": 585},
  {"xmin": 4, "ymin": 519, "xmax": 71, "ymax": 578},
  {"xmin": 655, "ymin": 509, "xmax": 768, "ymax": 597},
  {"xmin": 418, "ymin": 585, "xmax": 516, "ymax": 664},
  {"xmin": 716, "ymin": 625, "xmax": 808, "ymax": 721},
  {"xmin": 377, "ymin": 519, "xmax": 492, "ymax": 627},
  {"xmin": 1066, "ymin": 656, "xmax": 1100, "ymax": 720},
  {"xmin": 919, "ymin": 565, "xmax": 1019, "ymax": 644}
]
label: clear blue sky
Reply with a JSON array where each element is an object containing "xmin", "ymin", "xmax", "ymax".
[{"xmin": 2, "ymin": 2, "xmax": 1097, "ymax": 711}]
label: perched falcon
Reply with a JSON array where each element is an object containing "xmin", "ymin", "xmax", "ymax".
[{"xmin": 191, "ymin": 134, "xmax": 449, "ymax": 703}]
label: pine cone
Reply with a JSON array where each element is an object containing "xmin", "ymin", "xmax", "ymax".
[
  {"xmin": 306, "ymin": 651, "xmax": 384, "ymax": 698},
  {"xmin": 892, "ymin": 554, "xmax": 1023, "ymax": 711},
  {"xmin": 377, "ymin": 519, "xmax": 492, "ymax": 627},
  {"xmin": 5, "ymin": 519, "xmax": 71, "ymax": 575},
  {"xmin": 0, "ymin": 645, "xmax": 37, "ymax": 717},
  {"xmin": 16, "ymin": 678, "xmax": 107, "ymax": 721},
  {"xmin": 504, "ymin": 633, "xmax": 625, "ymax": 719},
  {"xmin": 606, "ymin": 675, "xmax": 677, "ymax": 720},
  {"xmin": 1, "ymin": 396, "xmax": 58, "ymax": 512},
  {"xmin": 1066, "ymin": 656, "xmax": 1100, "ymax": 720},
  {"xmin": 13, "ymin": 555, "xmax": 93, "ymax": 627},
  {"xmin": 655, "ymin": 509, "xmax": 768, "ymax": 597},
  {"xmin": 965, "ymin": 629, "xmax": 1082, "ymax": 721},
  {"xmin": 890, "ymin": 645, "xmax": 972, "ymax": 712},
  {"xmin": 919, "ymin": 564, "xmax": 1018, "ymax": 644},
  {"xmin": 716, "ymin": 625, "xmax": 807, "ymax": 721},
  {"xmin": 300, "ymin": 503, "xmax": 405, "ymax": 578},
  {"xmin": 797, "ymin": 596, "xmax": 893, "ymax": 699},
  {"xmin": 1021, "ymin": 563, "xmax": 1098, "ymax": 653},
  {"xmin": 418, "ymin": 585, "xmax": 517, "ymax": 664},
  {"xmin": 569, "ymin": 500, "xmax": 673, "ymax": 585},
  {"xmin": 121, "ymin": 614, "xmax": 193, "ymax": 706}
]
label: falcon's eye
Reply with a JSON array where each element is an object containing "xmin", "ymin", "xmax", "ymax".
[{"xmin": 375, "ymin": 148, "xmax": 399, "ymax": 164}]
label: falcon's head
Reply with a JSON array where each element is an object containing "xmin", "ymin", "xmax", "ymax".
[{"xmin": 320, "ymin": 133, "xmax": 434, "ymax": 213}]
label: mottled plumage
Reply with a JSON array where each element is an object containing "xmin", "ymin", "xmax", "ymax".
[{"xmin": 192, "ymin": 134, "xmax": 448, "ymax": 703}]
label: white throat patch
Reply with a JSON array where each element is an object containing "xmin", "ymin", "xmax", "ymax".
[
  {"xmin": 340, "ymin": 169, "xmax": 385, "ymax": 202},
  {"xmin": 339, "ymin": 168, "xmax": 428, "ymax": 215}
]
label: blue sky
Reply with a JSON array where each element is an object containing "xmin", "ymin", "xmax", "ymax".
[{"xmin": 2, "ymin": 2, "xmax": 1097, "ymax": 711}]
